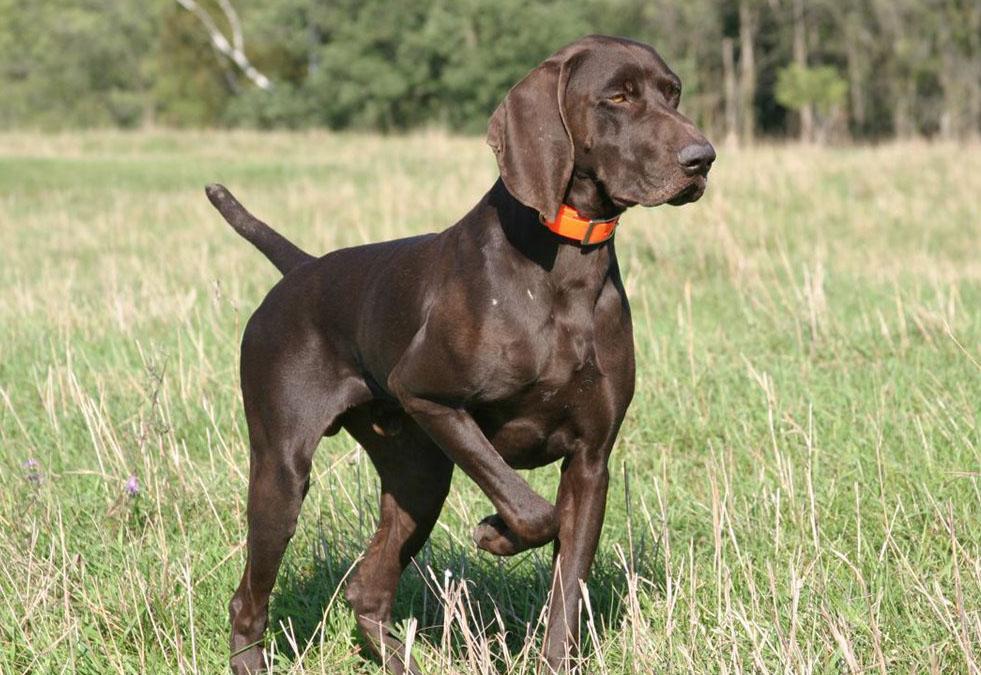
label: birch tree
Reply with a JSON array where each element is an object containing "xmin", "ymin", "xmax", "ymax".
[{"xmin": 175, "ymin": 0, "xmax": 272, "ymax": 91}]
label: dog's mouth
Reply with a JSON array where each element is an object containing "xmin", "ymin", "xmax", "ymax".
[
  {"xmin": 666, "ymin": 175, "xmax": 707, "ymax": 206},
  {"xmin": 609, "ymin": 170, "xmax": 710, "ymax": 210},
  {"xmin": 626, "ymin": 174, "xmax": 707, "ymax": 209}
]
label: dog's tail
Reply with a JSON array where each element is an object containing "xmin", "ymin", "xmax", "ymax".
[{"xmin": 205, "ymin": 184, "xmax": 315, "ymax": 275}]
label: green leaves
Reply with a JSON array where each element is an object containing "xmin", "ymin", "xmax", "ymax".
[
  {"xmin": 775, "ymin": 64, "xmax": 848, "ymax": 115},
  {"xmin": 0, "ymin": 0, "xmax": 976, "ymax": 137}
]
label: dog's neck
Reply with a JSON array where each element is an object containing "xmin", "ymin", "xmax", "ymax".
[
  {"xmin": 482, "ymin": 180, "xmax": 617, "ymax": 289},
  {"xmin": 564, "ymin": 170, "xmax": 624, "ymax": 222}
]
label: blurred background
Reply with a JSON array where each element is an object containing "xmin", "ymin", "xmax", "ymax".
[{"xmin": 1, "ymin": 0, "xmax": 978, "ymax": 141}]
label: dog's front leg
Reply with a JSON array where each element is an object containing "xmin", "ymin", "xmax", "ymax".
[
  {"xmin": 389, "ymin": 384, "xmax": 557, "ymax": 549},
  {"xmin": 542, "ymin": 451, "xmax": 610, "ymax": 673}
]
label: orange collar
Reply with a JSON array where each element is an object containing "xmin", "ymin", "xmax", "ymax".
[{"xmin": 541, "ymin": 205, "xmax": 620, "ymax": 246}]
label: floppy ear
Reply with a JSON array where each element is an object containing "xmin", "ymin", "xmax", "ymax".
[{"xmin": 487, "ymin": 53, "xmax": 581, "ymax": 222}]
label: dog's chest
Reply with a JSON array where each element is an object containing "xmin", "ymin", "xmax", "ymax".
[
  {"xmin": 475, "ymin": 279, "xmax": 601, "ymax": 382},
  {"xmin": 471, "ymin": 308, "xmax": 614, "ymax": 468}
]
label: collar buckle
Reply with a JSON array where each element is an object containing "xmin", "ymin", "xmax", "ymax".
[
  {"xmin": 581, "ymin": 215, "xmax": 618, "ymax": 246},
  {"xmin": 581, "ymin": 220, "xmax": 599, "ymax": 246}
]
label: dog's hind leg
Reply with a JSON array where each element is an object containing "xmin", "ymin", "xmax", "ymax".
[
  {"xmin": 343, "ymin": 406, "xmax": 454, "ymax": 675},
  {"xmin": 229, "ymin": 421, "xmax": 320, "ymax": 674},
  {"xmin": 229, "ymin": 327, "xmax": 371, "ymax": 674}
]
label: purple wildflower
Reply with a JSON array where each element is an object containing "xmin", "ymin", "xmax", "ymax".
[
  {"xmin": 124, "ymin": 474, "xmax": 140, "ymax": 497},
  {"xmin": 22, "ymin": 458, "xmax": 42, "ymax": 484}
]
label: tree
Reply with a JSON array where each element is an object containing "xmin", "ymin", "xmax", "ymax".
[
  {"xmin": 0, "ymin": 0, "xmax": 976, "ymax": 138},
  {"xmin": 0, "ymin": 0, "xmax": 157, "ymax": 128},
  {"xmin": 775, "ymin": 64, "xmax": 847, "ymax": 142},
  {"xmin": 738, "ymin": 0, "xmax": 759, "ymax": 142},
  {"xmin": 175, "ymin": 0, "xmax": 273, "ymax": 91},
  {"xmin": 790, "ymin": 0, "xmax": 814, "ymax": 141},
  {"xmin": 722, "ymin": 37, "xmax": 739, "ymax": 145}
]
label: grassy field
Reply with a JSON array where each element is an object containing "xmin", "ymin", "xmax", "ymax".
[{"xmin": 0, "ymin": 130, "xmax": 978, "ymax": 674}]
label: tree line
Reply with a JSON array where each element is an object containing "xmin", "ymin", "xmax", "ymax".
[{"xmin": 0, "ymin": 0, "xmax": 977, "ymax": 141}]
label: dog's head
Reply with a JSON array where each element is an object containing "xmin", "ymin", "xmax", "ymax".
[{"xmin": 488, "ymin": 35, "xmax": 715, "ymax": 222}]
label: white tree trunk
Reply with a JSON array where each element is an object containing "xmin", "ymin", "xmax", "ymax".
[
  {"xmin": 738, "ymin": 0, "xmax": 758, "ymax": 143},
  {"xmin": 722, "ymin": 37, "xmax": 739, "ymax": 146},
  {"xmin": 792, "ymin": 0, "xmax": 813, "ymax": 142},
  {"xmin": 175, "ymin": 0, "xmax": 272, "ymax": 91}
]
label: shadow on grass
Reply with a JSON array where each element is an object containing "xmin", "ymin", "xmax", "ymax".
[{"xmin": 268, "ymin": 511, "xmax": 665, "ymax": 671}]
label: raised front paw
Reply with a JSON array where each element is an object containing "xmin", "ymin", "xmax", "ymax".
[
  {"xmin": 473, "ymin": 511, "xmax": 556, "ymax": 556},
  {"xmin": 473, "ymin": 514, "xmax": 525, "ymax": 556}
]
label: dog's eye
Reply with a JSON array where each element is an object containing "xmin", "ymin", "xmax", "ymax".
[{"xmin": 609, "ymin": 93, "xmax": 628, "ymax": 104}]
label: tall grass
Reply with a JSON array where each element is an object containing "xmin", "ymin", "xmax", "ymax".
[{"xmin": 0, "ymin": 130, "xmax": 978, "ymax": 673}]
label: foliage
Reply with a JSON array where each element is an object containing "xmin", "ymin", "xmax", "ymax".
[
  {"xmin": 775, "ymin": 63, "xmax": 848, "ymax": 114},
  {"xmin": 152, "ymin": 2, "xmax": 232, "ymax": 127},
  {"xmin": 0, "ymin": 0, "xmax": 977, "ymax": 137},
  {"xmin": 0, "ymin": 0, "xmax": 158, "ymax": 128}
]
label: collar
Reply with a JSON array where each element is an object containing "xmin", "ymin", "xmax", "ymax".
[{"xmin": 541, "ymin": 204, "xmax": 620, "ymax": 246}]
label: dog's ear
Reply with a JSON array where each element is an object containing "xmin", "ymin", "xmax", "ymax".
[{"xmin": 487, "ymin": 52, "xmax": 582, "ymax": 222}]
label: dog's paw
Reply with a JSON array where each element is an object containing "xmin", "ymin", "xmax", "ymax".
[
  {"xmin": 473, "ymin": 514, "xmax": 530, "ymax": 556},
  {"xmin": 229, "ymin": 642, "xmax": 269, "ymax": 675}
]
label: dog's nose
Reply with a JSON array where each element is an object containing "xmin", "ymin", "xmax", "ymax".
[{"xmin": 677, "ymin": 142, "xmax": 716, "ymax": 175}]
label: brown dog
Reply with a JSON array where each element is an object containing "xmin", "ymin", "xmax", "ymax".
[{"xmin": 209, "ymin": 35, "xmax": 714, "ymax": 674}]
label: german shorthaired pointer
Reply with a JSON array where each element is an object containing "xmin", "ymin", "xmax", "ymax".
[{"xmin": 208, "ymin": 34, "xmax": 714, "ymax": 674}]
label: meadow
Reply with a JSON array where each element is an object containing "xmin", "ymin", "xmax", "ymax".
[{"xmin": 0, "ymin": 130, "xmax": 978, "ymax": 673}]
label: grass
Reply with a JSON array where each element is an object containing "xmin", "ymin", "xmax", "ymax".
[{"xmin": 0, "ymin": 129, "xmax": 978, "ymax": 674}]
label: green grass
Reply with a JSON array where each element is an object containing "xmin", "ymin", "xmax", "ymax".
[{"xmin": 1, "ymin": 130, "xmax": 978, "ymax": 673}]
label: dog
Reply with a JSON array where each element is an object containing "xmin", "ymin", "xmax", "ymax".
[{"xmin": 209, "ymin": 34, "xmax": 714, "ymax": 674}]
